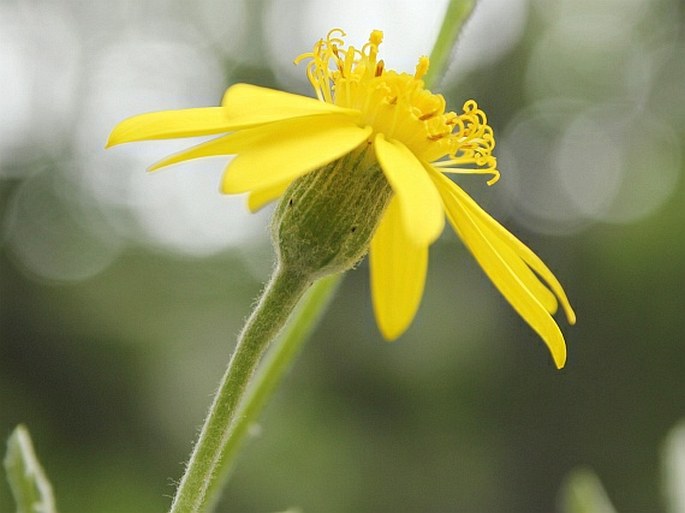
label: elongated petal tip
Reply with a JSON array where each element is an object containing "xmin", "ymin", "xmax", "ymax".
[
  {"xmin": 106, "ymin": 126, "xmax": 128, "ymax": 148},
  {"xmin": 105, "ymin": 115, "xmax": 155, "ymax": 148},
  {"xmin": 374, "ymin": 295, "xmax": 416, "ymax": 340},
  {"xmin": 565, "ymin": 305, "xmax": 577, "ymax": 326},
  {"xmin": 378, "ymin": 323, "xmax": 405, "ymax": 342},
  {"xmin": 552, "ymin": 343, "xmax": 567, "ymax": 369},
  {"xmin": 536, "ymin": 313, "xmax": 568, "ymax": 370},
  {"xmin": 106, "ymin": 107, "xmax": 239, "ymax": 151},
  {"xmin": 146, "ymin": 162, "xmax": 165, "ymax": 173}
]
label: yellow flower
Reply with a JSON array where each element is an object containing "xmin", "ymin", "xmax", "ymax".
[{"xmin": 107, "ymin": 29, "xmax": 575, "ymax": 368}]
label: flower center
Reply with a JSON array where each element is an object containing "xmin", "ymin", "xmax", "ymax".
[{"xmin": 296, "ymin": 29, "xmax": 498, "ymax": 183}]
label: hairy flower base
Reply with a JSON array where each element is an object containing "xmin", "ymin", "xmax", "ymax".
[
  {"xmin": 273, "ymin": 148, "xmax": 392, "ymax": 279},
  {"xmin": 107, "ymin": 28, "xmax": 575, "ymax": 367}
]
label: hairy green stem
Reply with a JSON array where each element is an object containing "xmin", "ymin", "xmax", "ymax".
[
  {"xmin": 424, "ymin": 0, "xmax": 477, "ymax": 88},
  {"xmin": 202, "ymin": 273, "xmax": 342, "ymax": 512},
  {"xmin": 168, "ymin": 265, "xmax": 313, "ymax": 513}
]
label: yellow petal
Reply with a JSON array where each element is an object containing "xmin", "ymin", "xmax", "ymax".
[
  {"xmin": 146, "ymin": 120, "xmax": 290, "ymax": 171},
  {"xmin": 247, "ymin": 180, "xmax": 291, "ymax": 212},
  {"xmin": 222, "ymin": 83, "xmax": 359, "ymax": 124},
  {"xmin": 427, "ymin": 170, "xmax": 559, "ymax": 316},
  {"xmin": 147, "ymin": 134, "xmax": 236, "ymax": 171},
  {"xmin": 108, "ymin": 84, "xmax": 361, "ymax": 149},
  {"xmin": 374, "ymin": 134, "xmax": 444, "ymax": 246},
  {"xmin": 441, "ymin": 171, "xmax": 576, "ymax": 325},
  {"xmin": 486, "ymin": 232, "xmax": 559, "ymax": 315},
  {"xmin": 107, "ymin": 107, "xmax": 239, "ymax": 147},
  {"xmin": 148, "ymin": 113, "xmax": 368, "ymax": 172},
  {"xmin": 370, "ymin": 196, "xmax": 429, "ymax": 340},
  {"xmin": 222, "ymin": 116, "xmax": 371, "ymax": 193},
  {"xmin": 430, "ymin": 171, "xmax": 567, "ymax": 368}
]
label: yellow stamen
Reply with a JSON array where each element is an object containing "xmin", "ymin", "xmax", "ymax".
[
  {"xmin": 369, "ymin": 30, "xmax": 383, "ymax": 46},
  {"xmin": 295, "ymin": 30, "xmax": 498, "ymax": 185},
  {"xmin": 414, "ymin": 56, "xmax": 429, "ymax": 80}
]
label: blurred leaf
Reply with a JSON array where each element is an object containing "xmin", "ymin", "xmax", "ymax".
[
  {"xmin": 4, "ymin": 425, "xmax": 58, "ymax": 513},
  {"xmin": 559, "ymin": 468, "xmax": 618, "ymax": 513},
  {"xmin": 663, "ymin": 420, "xmax": 685, "ymax": 513}
]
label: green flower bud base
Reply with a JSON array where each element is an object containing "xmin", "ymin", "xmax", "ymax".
[{"xmin": 273, "ymin": 147, "xmax": 393, "ymax": 279}]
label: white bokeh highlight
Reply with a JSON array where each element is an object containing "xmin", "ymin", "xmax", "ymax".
[
  {"xmin": 264, "ymin": 0, "xmax": 448, "ymax": 92},
  {"xmin": 77, "ymin": 31, "xmax": 267, "ymax": 257}
]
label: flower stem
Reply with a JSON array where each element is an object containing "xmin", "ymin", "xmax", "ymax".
[
  {"xmin": 168, "ymin": 264, "xmax": 315, "ymax": 513},
  {"xmin": 424, "ymin": 0, "xmax": 477, "ymax": 88},
  {"xmin": 202, "ymin": 273, "xmax": 342, "ymax": 512}
]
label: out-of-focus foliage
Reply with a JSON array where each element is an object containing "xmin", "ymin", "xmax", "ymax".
[
  {"xmin": 663, "ymin": 421, "xmax": 685, "ymax": 513},
  {"xmin": 1, "ymin": 0, "xmax": 683, "ymax": 512},
  {"xmin": 560, "ymin": 469, "xmax": 619, "ymax": 513},
  {"xmin": 559, "ymin": 420, "xmax": 685, "ymax": 513},
  {"xmin": 4, "ymin": 425, "xmax": 58, "ymax": 513}
]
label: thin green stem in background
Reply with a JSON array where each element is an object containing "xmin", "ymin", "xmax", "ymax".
[{"xmin": 424, "ymin": 0, "xmax": 477, "ymax": 88}]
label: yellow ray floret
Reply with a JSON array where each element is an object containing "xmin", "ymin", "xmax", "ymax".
[{"xmin": 370, "ymin": 197, "xmax": 428, "ymax": 340}]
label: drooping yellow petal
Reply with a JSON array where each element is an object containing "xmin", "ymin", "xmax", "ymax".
[
  {"xmin": 430, "ymin": 171, "xmax": 567, "ymax": 368},
  {"xmin": 374, "ymin": 134, "xmax": 444, "ymax": 246},
  {"xmin": 440, "ymin": 171, "xmax": 576, "ymax": 325},
  {"xmin": 107, "ymin": 107, "xmax": 240, "ymax": 147},
  {"xmin": 424, "ymin": 171, "xmax": 559, "ymax": 316},
  {"xmin": 222, "ymin": 116, "xmax": 371, "ymax": 193},
  {"xmin": 483, "ymin": 225, "xmax": 559, "ymax": 315},
  {"xmin": 370, "ymin": 196, "xmax": 429, "ymax": 340},
  {"xmin": 222, "ymin": 83, "xmax": 360, "ymax": 124},
  {"xmin": 247, "ymin": 180, "xmax": 291, "ymax": 212}
]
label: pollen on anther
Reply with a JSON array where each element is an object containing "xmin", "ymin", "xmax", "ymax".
[
  {"xmin": 428, "ymin": 132, "xmax": 448, "ymax": 141},
  {"xmin": 419, "ymin": 110, "xmax": 438, "ymax": 121}
]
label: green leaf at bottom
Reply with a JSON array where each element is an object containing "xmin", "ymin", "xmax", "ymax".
[{"xmin": 4, "ymin": 425, "xmax": 58, "ymax": 513}]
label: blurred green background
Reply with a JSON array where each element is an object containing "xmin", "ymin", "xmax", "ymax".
[{"xmin": 1, "ymin": 0, "xmax": 684, "ymax": 511}]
